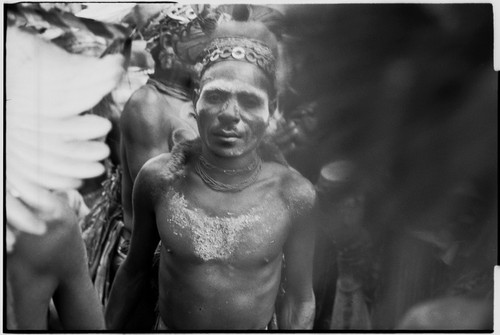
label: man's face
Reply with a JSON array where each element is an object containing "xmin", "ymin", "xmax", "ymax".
[
  {"xmin": 196, "ymin": 61, "xmax": 271, "ymax": 158},
  {"xmin": 159, "ymin": 46, "xmax": 176, "ymax": 70}
]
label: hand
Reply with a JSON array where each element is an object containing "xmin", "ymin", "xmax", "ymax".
[
  {"xmin": 272, "ymin": 101, "xmax": 318, "ymax": 155},
  {"xmin": 273, "ymin": 120, "xmax": 298, "ymax": 154}
]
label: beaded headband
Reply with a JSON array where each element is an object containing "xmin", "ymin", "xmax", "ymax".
[{"xmin": 200, "ymin": 37, "xmax": 277, "ymax": 81}]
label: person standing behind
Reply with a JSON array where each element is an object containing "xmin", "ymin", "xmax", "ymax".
[
  {"xmin": 119, "ymin": 38, "xmax": 199, "ymax": 248},
  {"xmin": 106, "ymin": 21, "xmax": 317, "ymax": 330}
]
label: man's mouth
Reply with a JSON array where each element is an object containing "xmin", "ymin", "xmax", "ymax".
[
  {"xmin": 214, "ymin": 130, "xmax": 240, "ymax": 137},
  {"xmin": 213, "ymin": 130, "xmax": 241, "ymax": 142}
]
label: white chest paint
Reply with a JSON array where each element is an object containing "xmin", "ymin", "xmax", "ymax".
[{"xmin": 164, "ymin": 190, "xmax": 280, "ymax": 261}]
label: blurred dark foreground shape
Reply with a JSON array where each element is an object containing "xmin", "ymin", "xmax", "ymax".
[{"xmin": 281, "ymin": 3, "xmax": 496, "ymax": 330}]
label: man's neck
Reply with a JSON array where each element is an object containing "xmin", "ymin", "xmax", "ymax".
[
  {"xmin": 151, "ymin": 68, "xmax": 193, "ymax": 92},
  {"xmin": 201, "ymin": 148, "xmax": 259, "ymax": 170},
  {"xmin": 198, "ymin": 147, "xmax": 261, "ymax": 186}
]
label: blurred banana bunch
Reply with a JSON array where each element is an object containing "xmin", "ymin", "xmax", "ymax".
[{"xmin": 5, "ymin": 26, "xmax": 125, "ymax": 252}]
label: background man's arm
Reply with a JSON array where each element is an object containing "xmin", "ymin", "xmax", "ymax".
[
  {"xmin": 278, "ymin": 177, "xmax": 317, "ymax": 329},
  {"xmin": 121, "ymin": 88, "xmax": 171, "ymax": 180},
  {"xmin": 105, "ymin": 161, "xmax": 161, "ymax": 329}
]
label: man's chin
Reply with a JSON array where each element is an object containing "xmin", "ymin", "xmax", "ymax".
[
  {"xmin": 206, "ymin": 143, "xmax": 245, "ymax": 158},
  {"xmin": 161, "ymin": 62, "xmax": 173, "ymax": 70},
  {"xmin": 212, "ymin": 148, "xmax": 244, "ymax": 158}
]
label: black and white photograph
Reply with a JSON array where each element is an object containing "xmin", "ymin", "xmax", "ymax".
[{"xmin": 4, "ymin": 2, "xmax": 497, "ymax": 331}]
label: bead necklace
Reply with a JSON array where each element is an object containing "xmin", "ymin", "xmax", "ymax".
[
  {"xmin": 195, "ymin": 156, "xmax": 262, "ymax": 192},
  {"xmin": 199, "ymin": 154, "xmax": 260, "ymax": 176}
]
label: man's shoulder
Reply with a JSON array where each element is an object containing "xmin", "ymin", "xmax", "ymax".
[
  {"xmin": 121, "ymin": 85, "xmax": 172, "ymax": 132},
  {"xmin": 136, "ymin": 149, "xmax": 195, "ymax": 204},
  {"xmin": 269, "ymin": 164, "xmax": 316, "ymax": 212},
  {"xmin": 128, "ymin": 84, "xmax": 162, "ymax": 104},
  {"xmin": 123, "ymin": 83, "xmax": 191, "ymax": 121},
  {"xmin": 137, "ymin": 152, "xmax": 188, "ymax": 187},
  {"xmin": 138, "ymin": 153, "xmax": 171, "ymax": 180},
  {"xmin": 133, "ymin": 153, "xmax": 173, "ymax": 201}
]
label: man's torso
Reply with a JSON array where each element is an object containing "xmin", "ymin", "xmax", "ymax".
[{"xmin": 153, "ymin": 159, "xmax": 295, "ymax": 329}]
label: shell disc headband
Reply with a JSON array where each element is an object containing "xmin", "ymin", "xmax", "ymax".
[{"xmin": 200, "ymin": 36, "xmax": 276, "ymax": 81}]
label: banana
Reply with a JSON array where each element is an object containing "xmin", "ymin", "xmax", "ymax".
[
  {"xmin": 7, "ymin": 145, "xmax": 106, "ymax": 179},
  {"xmin": 8, "ymin": 131, "xmax": 110, "ymax": 162},
  {"xmin": 5, "ymin": 25, "xmax": 125, "ymax": 251},
  {"xmin": 6, "ymin": 175, "xmax": 66, "ymax": 216},
  {"xmin": 7, "ymin": 156, "xmax": 84, "ymax": 190},
  {"xmin": 6, "ymin": 28, "xmax": 125, "ymax": 118},
  {"xmin": 7, "ymin": 114, "xmax": 112, "ymax": 141},
  {"xmin": 6, "ymin": 191, "xmax": 47, "ymax": 236}
]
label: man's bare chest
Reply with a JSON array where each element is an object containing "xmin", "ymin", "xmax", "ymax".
[{"xmin": 156, "ymin": 189, "xmax": 291, "ymax": 262}]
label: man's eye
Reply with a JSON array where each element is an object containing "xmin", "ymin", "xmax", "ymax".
[
  {"xmin": 239, "ymin": 95, "xmax": 261, "ymax": 109},
  {"xmin": 204, "ymin": 92, "xmax": 226, "ymax": 104}
]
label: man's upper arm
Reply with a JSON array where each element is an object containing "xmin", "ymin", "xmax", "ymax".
[
  {"xmin": 277, "ymin": 173, "xmax": 317, "ymax": 329},
  {"xmin": 282, "ymin": 175, "xmax": 317, "ymax": 298},
  {"xmin": 124, "ymin": 157, "xmax": 162, "ymax": 269},
  {"xmin": 105, "ymin": 159, "xmax": 162, "ymax": 328},
  {"xmin": 121, "ymin": 88, "xmax": 171, "ymax": 180}
]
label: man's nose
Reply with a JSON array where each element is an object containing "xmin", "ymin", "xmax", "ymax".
[{"xmin": 218, "ymin": 99, "xmax": 240, "ymax": 124}]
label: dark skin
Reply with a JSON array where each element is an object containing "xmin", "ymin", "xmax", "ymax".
[
  {"xmin": 107, "ymin": 61, "xmax": 316, "ymax": 330},
  {"xmin": 120, "ymin": 79, "xmax": 198, "ymax": 234},
  {"xmin": 7, "ymin": 197, "xmax": 105, "ymax": 330},
  {"xmin": 117, "ymin": 50, "xmax": 198, "ymax": 330}
]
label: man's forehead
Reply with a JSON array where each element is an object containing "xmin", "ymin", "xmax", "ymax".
[{"xmin": 201, "ymin": 79, "xmax": 268, "ymax": 99}]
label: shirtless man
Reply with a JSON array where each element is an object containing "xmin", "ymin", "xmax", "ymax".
[
  {"xmin": 120, "ymin": 40, "xmax": 198, "ymax": 241},
  {"xmin": 7, "ymin": 193, "xmax": 105, "ymax": 330},
  {"xmin": 106, "ymin": 21, "xmax": 316, "ymax": 330}
]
